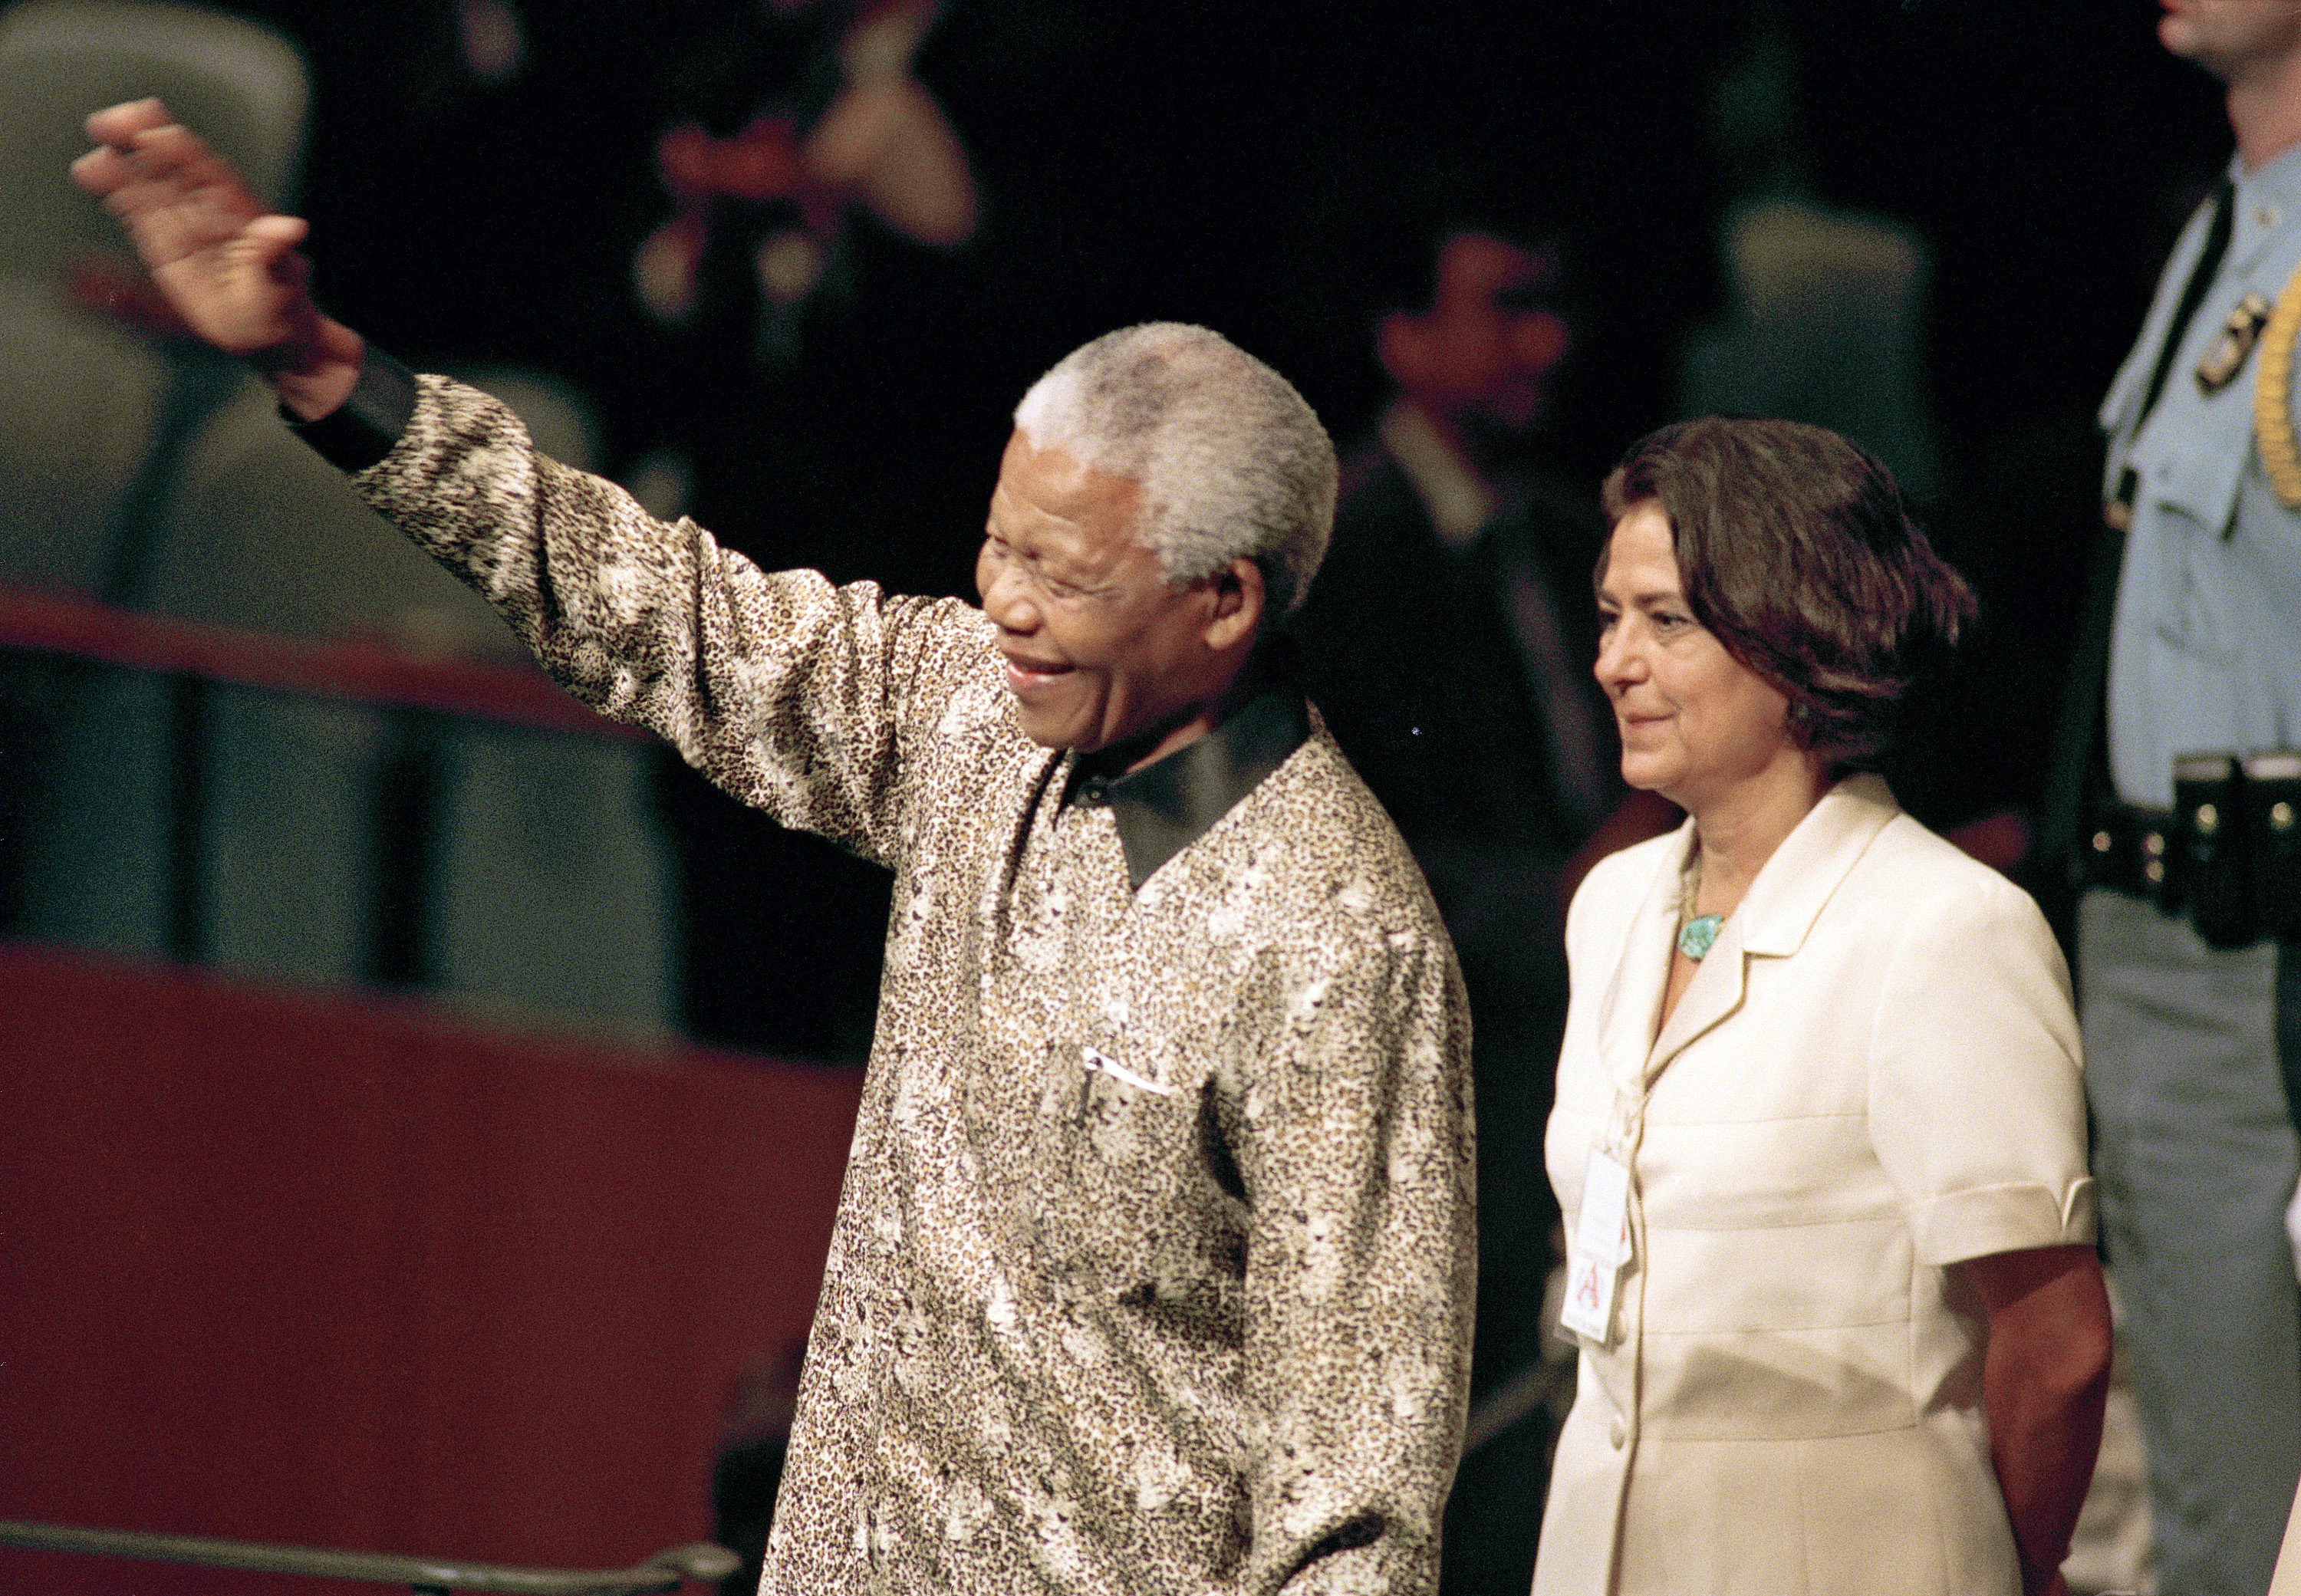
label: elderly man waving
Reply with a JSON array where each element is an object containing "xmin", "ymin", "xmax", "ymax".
[{"xmin": 74, "ymin": 100, "xmax": 1475, "ymax": 1596}]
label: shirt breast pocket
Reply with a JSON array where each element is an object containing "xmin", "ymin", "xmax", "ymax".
[
  {"xmin": 2135, "ymin": 443, "xmax": 2250, "ymax": 663},
  {"xmin": 2148, "ymin": 430, "xmax": 2246, "ymax": 544},
  {"xmin": 1039, "ymin": 1040, "xmax": 1222, "ymax": 1276},
  {"xmin": 1070, "ymin": 1044, "xmax": 1189, "ymax": 1167}
]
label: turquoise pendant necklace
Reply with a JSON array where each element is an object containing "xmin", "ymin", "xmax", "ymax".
[
  {"xmin": 1677, "ymin": 851, "xmax": 1723, "ymax": 962},
  {"xmin": 1677, "ymin": 912, "xmax": 1723, "ymax": 962}
]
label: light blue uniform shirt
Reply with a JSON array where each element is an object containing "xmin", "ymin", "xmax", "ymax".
[{"xmin": 2101, "ymin": 143, "xmax": 2301, "ymax": 809}]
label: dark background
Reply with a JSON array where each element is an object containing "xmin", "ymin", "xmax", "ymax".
[
  {"xmin": 232, "ymin": 0, "xmax": 2231, "ymax": 596},
  {"xmin": 203, "ymin": 0, "xmax": 2234, "ymax": 1059}
]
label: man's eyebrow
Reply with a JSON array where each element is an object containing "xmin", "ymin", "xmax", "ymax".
[
  {"xmin": 986, "ymin": 519, "xmax": 1101, "ymax": 588},
  {"xmin": 983, "ymin": 504, "xmax": 1035, "ymax": 551},
  {"xmin": 1036, "ymin": 553, "xmax": 1102, "ymax": 590}
]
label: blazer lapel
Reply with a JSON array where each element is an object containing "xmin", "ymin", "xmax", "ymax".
[
  {"xmin": 1594, "ymin": 820, "xmax": 1692, "ymax": 1094},
  {"xmin": 1735, "ymin": 773, "xmax": 1901, "ymax": 961},
  {"xmin": 1641, "ymin": 774, "xmax": 1903, "ymax": 1081},
  {"xmin": 1646, "ymin": 912, "xmax": 1750, "ymax": 1078}
]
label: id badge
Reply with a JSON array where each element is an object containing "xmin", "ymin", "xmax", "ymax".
[{"xmin": 1559, "ymin": 1148, "xmax": 1632, "ymax": 1344}]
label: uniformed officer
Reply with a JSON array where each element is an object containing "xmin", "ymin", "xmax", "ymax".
[{"xmin": 2070, "ymin": 5, "xmax": 2301, "ymax": 1593}]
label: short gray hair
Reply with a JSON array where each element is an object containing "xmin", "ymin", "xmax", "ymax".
[{"xmin": 1012, "ymin": 323, "xmax": 1336, "ymax": 616}]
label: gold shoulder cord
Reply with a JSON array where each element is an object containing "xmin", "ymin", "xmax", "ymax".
[{"xmin": 2254, "ymin": 261, "xmax": 2301, "ymax": 508}]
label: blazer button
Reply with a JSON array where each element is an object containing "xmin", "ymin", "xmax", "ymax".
[{"xmin": 1608, "ymin": 1416, "xmax": 1628, "ymax": 1450}]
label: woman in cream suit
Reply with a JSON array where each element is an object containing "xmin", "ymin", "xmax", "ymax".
[{"xmin": 1532, "ymin": 419, "xmax": 2110, "ymax": 1596}]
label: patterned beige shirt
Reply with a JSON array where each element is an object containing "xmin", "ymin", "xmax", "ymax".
[{"xmin": 346, "ymin": 374, "xmax": 1477, "ymax": 1596}]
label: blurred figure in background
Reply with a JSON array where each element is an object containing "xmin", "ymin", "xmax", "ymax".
[
  {"xmin": 608, "ymin": 0, "xmax": 986, "ymax": 589},
  {"xmin": 1294, "ymin": 214, "xmax": 1615, "ymax": 854},
  {"xmin": 632, "ymin": 0, "xmax": 976, "ymax": 348},
  {"xmin": 1286, "ymin": 199, "xmax": 1665, "ymax": 1596},
  {"xmin": 619, "ymin": 0, "xmax": 986, "ymax": 1063}
]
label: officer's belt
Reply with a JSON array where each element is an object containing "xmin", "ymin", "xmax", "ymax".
[{"xmin": 2085, "ymin": 751, "xmax": 2301, "ymax": 946}]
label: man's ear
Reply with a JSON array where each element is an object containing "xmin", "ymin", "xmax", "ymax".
[{"xmin": 1203, "ymin": 556, "xmax": 1265, "ymax": 653}]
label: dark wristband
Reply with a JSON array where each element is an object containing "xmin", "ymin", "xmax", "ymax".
[{"xmin": 282, "ymin": 347, "xmax": 420, "ymax": 472}]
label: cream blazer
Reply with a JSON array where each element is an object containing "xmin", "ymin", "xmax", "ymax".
[{"xmin": 1532, "ymin": 775, "xmax": 2096, "ymax": 1596}]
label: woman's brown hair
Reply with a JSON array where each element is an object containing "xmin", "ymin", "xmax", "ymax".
[{"xmin": 1600, "ymin": 416, "xmax": 1976, "ymax": 765}]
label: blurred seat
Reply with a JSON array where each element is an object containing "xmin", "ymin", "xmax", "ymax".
[
  {"xmin": 417, "ymin": 370, "xmax": 674, "ymax": 1034},
  {"xmin": 0, "ymin": 0, "xmax": 307, "ymax": 275},
  {"xmin": 0, "ymin": 0, "xmax": 308, "ymax": 604},
  {"xmin": 14, "ymin": 359, "xmax": 679, "ymax": 1035},
  {"xmin": 1678, "ymin": 196, "xmax": 1944, "ymax": 505},
  {"xmin": 151, "ymin": 362, "xmax": 603, "ymax": 656},
  {"xmin": 145, "ymin": 378, "xmax": 521, "ymax": 657},
  {"xmin": 0, "ymin": 275, "xmax": 174, "ymax": 594},
  {"xmin": 0, "ymin": 10, "xmax": 676, "ymax": 1034},
  {"xmin": 162, "ymin": 365, "xmax": 677, "ymax": 1028}
]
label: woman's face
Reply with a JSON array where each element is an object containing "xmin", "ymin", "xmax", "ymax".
[{"xmin": 1594, "ymin": 502, "xmax": 1802, "ymax": 814}]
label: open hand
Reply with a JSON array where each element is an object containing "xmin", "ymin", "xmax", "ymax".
[{"xmin": 73, "ymin": 97, "xmax": 361, "ymax": 413}]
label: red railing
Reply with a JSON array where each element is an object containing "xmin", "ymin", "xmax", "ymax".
[
  {"xmin": 0, "ymin": 579, "xmax": 659, "ymax": 980},
  {"xmin": 0, "ymin": 579, "xmax": 643, "ymax": 742},
  {"xmin": 0, "ymin": 1522, "xmax": 735, "ymax": 1594}
]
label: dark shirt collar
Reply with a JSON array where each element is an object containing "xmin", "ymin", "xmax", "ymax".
[{"xmin": 1065, "ymin": 663, "xmax": 1312, "ymax": 891}]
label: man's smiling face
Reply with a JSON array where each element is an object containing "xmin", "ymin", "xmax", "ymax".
[{"xmin": 975, "ymin": 429, "xmax": 1236, "ymax": 767}]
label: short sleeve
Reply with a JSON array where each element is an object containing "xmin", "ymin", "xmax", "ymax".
[{"xmin": 1867, "ymin": 873, "xmax": 2097, "ymax": 1266}]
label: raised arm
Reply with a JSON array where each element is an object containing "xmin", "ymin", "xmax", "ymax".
[
  {"xmin": 72, "ymin": 97, "xmax": 363, "ymax": 420},
  {"xmin": 72, "ymin": 97, "xmax": 974, "ymax": 870}
]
